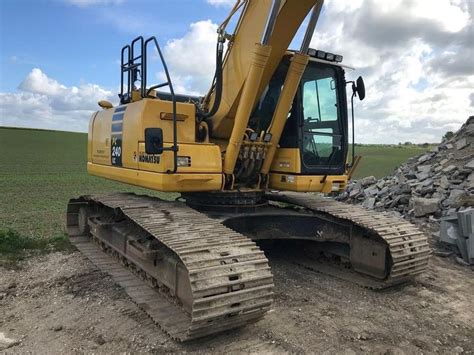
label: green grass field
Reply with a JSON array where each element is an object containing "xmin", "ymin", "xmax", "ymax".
[
  {"xmin": 0, "ymin": 127, "xmax": 169, "ymax": 240},
  {"xmin": 349, "ymin": 144, "xmax": 429, "ymax": 179},
  {"xmin": 0, "ymin": 127, "xmax": 428, "ymax": 239}
]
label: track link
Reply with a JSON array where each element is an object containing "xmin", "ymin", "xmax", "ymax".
[
  {"xmin": 67, "ymin": 193, "xmax": 274, "ymax": 341},
  {"xmin": 267, "ymin": 192, "xmax": 431, "ymax": 288}
]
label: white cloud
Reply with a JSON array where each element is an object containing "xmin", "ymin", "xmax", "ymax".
[
  {"xmin": 0, "ymin": 68, "xmax": 115, "ymax": 132},
  {"xmin": 159, "ymin": 20, "xmax": 218, "ymax": 96},
  {"xmin": 65, "ymin": 0, "xmax": 124, "ymax": 7},
  {"xmin": 2, "ymin": 0, "xmax": 473, "ymax": 143},
  {"xmin": 206, "ymin": 0, "xmax": 235, "ymax": 7},
  {"xmin": 159, "ymin": 0, "xmax": 472, "ymax": 143},
  {"xmin": 310, "ymin": 0, "xmax": 473, "ymax": 143},
  {"xmin": 19, "ymin": 68, "xmax": 66, "ymax": 96}
]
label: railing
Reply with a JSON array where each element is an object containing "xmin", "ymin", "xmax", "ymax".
[{"xmin": 120, "ymin": 36, "xmax": 178, "ymax": 174}]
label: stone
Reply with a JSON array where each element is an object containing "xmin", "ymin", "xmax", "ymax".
[
  {"xmin": 434, "ymin": 250, "xmax": 453, "ymax": 257},
  {"xmin": 418, "ymin": 154, "xmax": 431, "ymax": 163},
  {"xmin": 339, "ymin": 117, "xmax": 473, "ymax": 232},
  {"xmin": 362, "ymin": 197, "xmax": 376, "ymax": 209},
  {"xmin": 415, "ymin": 171, "xmax": 430, "ymax": 181},
  {"xmin": 417, "ymin": 164, "xmax": 432, "ymax": 173},
  {"xmin": 95, "ymin": 335, "xmax": 106, "ymax": 345},
  {"xmin": 469, "ymin": 172, "xmax": 474, "ymax": 182},
  {"xmin": 442, "ymin": 165, "xmax": 457, "ymax": 173},
  {"xmin": 378, "ymin": 186, "xmax": 390, "ymax": 197},
  {"xmin": 0, "ymin": 333, "xmax": 20, "ymax": 351},
  {"xmin": 456, "ymin": 137, "xmax": 468, "ymax": 150},
  {"xmin": 440, "ymin": 216, "xmax": 459, "ymax": 245},
  {"xmin": 412, "ymin": 197, "xmax": 440, "ymax": 217},
  {"xmin": 449, "ymin": 189, "xmax": 464, "ymax": 201},
  {"xmin": 421, "ymin": 178, "xmax": 433, "ymax": 187},
  {"xmin": 364, "ymin": 186, "xmax": 379, "ymax": 197},
  {"xmin": 349, "ymin": 187, "xmax": 362, "ymax": 198},
  {"xmin": 393, "ymin": 183, "xmax": 411, "ymax": 194},
  {"xmin": 466, "ymin": 122, "xmax": 474, "ymax": 135},
  {"xmin": 465, "ymin": 159, "xmax": 474, "ymax": 169},
  {"xmin": 438, "ymin": 175, "xmax": 449, "ymax": 189},
  {"xmin": 360, "ymin": 175, "xmax": 377, "ymax": 187}
]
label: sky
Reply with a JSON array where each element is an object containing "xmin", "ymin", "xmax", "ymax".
[{"xmin": 0, "ymin": 0, "xmax": 473, "ymax": 144}]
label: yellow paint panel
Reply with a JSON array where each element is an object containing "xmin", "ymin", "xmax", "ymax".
[
  {"xmin": 270, "ymin": 148, "xmax": 301, "ymax": 174},
  {"xmin": 269, "ymin": 173, "xmax": 348, "ymax": 193},
  {"xmin": 90, "ymin": 98, "xmax": 197, "ymax": 170},
  {"xmin": 141, "ymin": 99, "xmax": 196, "ymax": 143},
  {"xmin": 137, "ymin": 142, "xmax": 222, "ymax": 174},
  {"xmin": 87, "ymin": 112, "xmax": 97, "ymax": 163},
  {"xmin": 88, "ymin": 163, "xmax": 223, "ymax": 192},
  {"xmin": 91, "ymin": 108, "xmax": 113, "ymax": 165}
]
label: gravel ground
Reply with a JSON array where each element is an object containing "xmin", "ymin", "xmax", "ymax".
[{"xmin": 1, "ymin": 245, "xmax": 473, "ymax": 354}]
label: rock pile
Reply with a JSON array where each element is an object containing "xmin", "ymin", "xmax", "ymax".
[{"xmin": 338, "ymin": 117, "xmax": 474, "ymax": 224}]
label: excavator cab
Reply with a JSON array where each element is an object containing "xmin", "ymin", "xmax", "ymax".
[{"xmin": 253, "ymin": 54, "xmax": 349, "ymax": 177}]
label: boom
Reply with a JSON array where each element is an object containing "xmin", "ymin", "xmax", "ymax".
[{"xmin": 205, "ymin": 0, "xmax": 319, "ymax": 139}]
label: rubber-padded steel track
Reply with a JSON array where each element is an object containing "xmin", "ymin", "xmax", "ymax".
[
  {"xmin": 67, "ymin": 193, "xmax": 274, "ymax": 341},
  {"xmin": 267, "ymin": 192, "xmax": 430, "ymax": 288}
]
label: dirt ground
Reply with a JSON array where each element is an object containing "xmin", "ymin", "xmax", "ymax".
[{"xmin": 1, "ymin": 244, "xmax": 473, "ymax": 354}]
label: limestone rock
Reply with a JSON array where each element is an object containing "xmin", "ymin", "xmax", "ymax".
[
  {"xmin": 412, "ymin": 197, "xmax": 440, "ymax": 217},
  {"xmin": 338, "ymin": 116, "xmax": 473, "ymax": 225}
]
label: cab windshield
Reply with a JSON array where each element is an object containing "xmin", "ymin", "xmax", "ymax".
[{"xmin": 301, "ymin": 65, "xmax": 343, "ymax": 167}]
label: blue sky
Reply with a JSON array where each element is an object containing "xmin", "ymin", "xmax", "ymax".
[
  {"xmin": 0, "ymin": 0, "xmax": 231, "ymax": 92},
  {"xmin": 0, "ymin": 0, "xmax": 472, "ymax": 143}
]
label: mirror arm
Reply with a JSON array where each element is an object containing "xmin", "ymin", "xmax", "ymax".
[
  {"xmin": 350, "ymin": 91, "xmax": 356, "ymax": 169},
  {"xmin": 346, "ymin": 80, "xmax": 356, "ymax": 169}
]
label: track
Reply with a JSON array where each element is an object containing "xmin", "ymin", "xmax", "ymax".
[
  {"xmin": 66, "ymin": 191, "xmax": 430, "ymax": 341},
  {"xmin": 66, "ymin": 193, "xmax": 274, "ymax": 341},
  {"xmin": 266, "ymin": 192, "xmax": 431, "ymax": 288}
]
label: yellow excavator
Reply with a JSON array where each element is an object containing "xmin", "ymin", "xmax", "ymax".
[{"xmin": 67, "ymin": 0, "xmax": 430, "ymax": 341}]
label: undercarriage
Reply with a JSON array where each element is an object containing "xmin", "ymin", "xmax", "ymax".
[{"xmin": 67, "ymin": 191, "xmax": 429, "ymax": 341}]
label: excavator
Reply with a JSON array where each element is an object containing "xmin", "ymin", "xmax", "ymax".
[{"xmin": 66, "ymin": 0, "xmax": 430, "ymax": 341}]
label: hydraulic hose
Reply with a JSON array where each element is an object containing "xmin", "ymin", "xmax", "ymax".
[
  {"xmin": 196, "ymin": 0, "xmax": 246, "ymax": 122},
  {"xmin": 197, "ymin": 41, "xmax": 224, "ymax": 121}
]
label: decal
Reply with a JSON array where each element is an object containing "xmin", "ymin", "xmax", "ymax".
[
  {"xmin": 111, "ymin": 122, "xmax": 123, "ymax": 132},
  {"xmin": 112, "ymin": 112, "xmax": 124, "ymax": 121},
  {"xmin": 139, "ymin": 153, "xmax": 160, "ymax": 164},
  {"xmin": 111, "ymin": 135, "xmax": 122, "ymax": 166},
  {"xmin": 111, "ymin": 106, "xmax": 126, "ymax": 167}
]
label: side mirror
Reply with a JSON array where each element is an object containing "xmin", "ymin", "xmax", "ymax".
[
  {"xmin": 145, "ymin": 128, "xmax": 164, "ymax": 155},
  {"xmin": 354, "ymin": 76, "xmax": 365, "ymax": 101}
]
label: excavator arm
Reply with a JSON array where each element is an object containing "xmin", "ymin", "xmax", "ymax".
[
  {"xmin": 204, "ymin": 0, "xmax": 320, "ymax": 139},
  {"xmin": 201, "ymin": 0, "xmax": 323, "ymax": 184}
]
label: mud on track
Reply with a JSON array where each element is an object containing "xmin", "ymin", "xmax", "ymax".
[{"xmin": 0, "ymin": 246, "xmax": 473, "ymax": 354}]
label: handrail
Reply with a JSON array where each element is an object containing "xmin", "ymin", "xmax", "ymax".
[
  {"xmin": 130, "ymin": 36, "xmax": 144, "ymax": 97},
  {"xmin": 119, "ymin": 35, "xmax": 178, "ymax": 173},
  {"xmin": 120, "ymin": 45, "xmax": 131, "ymax": 103},
  {"xmin": 144, "ymin": 36, "xmax": 178, "ymax": 174}
]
